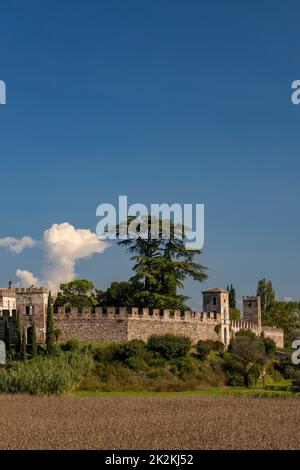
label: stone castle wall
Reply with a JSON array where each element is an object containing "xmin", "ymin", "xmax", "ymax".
[
  {"xmin": 262, "ymin": 326, "xmax": 284, "ymax": 349},
  {"xmin": 53, "ymin": 307, "xmax": 222, "ymax": 344}
]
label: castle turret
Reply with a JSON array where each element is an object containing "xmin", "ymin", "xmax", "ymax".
[
  {"xmin": 202, "ymin": 288, "xmax": 230, "ymax": 347},
  {"xmin": 243, "ymin": 296, "xmax": 261, "ymax": 332}
]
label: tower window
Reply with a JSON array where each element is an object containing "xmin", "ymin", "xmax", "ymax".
[
  {"xmin": 25, "ymin": 306, "xmax": 30, "ymax": 315},
  {"xmin": 213, "ymin": 297, "xmax": 217, "ymax": 306}
]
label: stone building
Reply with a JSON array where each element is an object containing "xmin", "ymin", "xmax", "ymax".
[{"xmin": 0, "ymin": 283, "xmax": 284, "ymax": 349}]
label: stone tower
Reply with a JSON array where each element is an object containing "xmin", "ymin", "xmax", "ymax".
[
  {"xmin": 16, "ymin": 287, "xmax": 48, "ymax": 343},
  {"xmin": 202, "ymin": 288, "xmax": 230, "ymax": 347},
  {"xmin": 243, "ymin": 296, "xmax": 262, "ymax": 331}
]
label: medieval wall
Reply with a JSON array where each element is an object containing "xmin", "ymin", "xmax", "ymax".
[
  {"xmin": 262, "ymin": 326, "xmax": 284, "ymax": 349},
  {"xmin": 53, "ymin": 307, "xmax": 222, "ymax": 344}
]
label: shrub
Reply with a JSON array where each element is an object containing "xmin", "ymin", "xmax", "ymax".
[
  {"xmin": 262, "ymin": 337, "xmax": 277, "ymax": 357},
  {"xmin": 60, "ymin": 338, "xmax": 83, "ymax": 352},
  {"xmin": 147, "ymin": 334, "xmax": 191, "ymax": 360},
  {"xmin": 212, "ymin": 340, "xmax": 224, "ymax": 352},
  {"xmin": 113, "ymin": 339, "xmax": 148, "ymax": 363},
  {"xmin": 196, "ymin": 340, "xmax": 213, "ymax": 360}
]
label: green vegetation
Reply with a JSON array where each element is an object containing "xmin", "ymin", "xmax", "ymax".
[
  {"xmin": 0, "ymin": 331, "xmax": 298, "ymax": 396},
  {"xmin": 257, "ymin": 278, "xmax": 300, "ymax": 348},
  {"xmin": 54, "ymin": 279, "xmax": 97, "ymax": 310},
  {"xmin": 46, "ymin": 291, "xmax": 55, "ymax": 354}
]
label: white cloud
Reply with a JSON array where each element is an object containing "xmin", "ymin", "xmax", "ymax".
[
  {"xmin": 4, "ymin": 222, "xmax": 109, "ymax": 292},
  {"xmin": 16, "ymin": 269, "xmax": 40, "ymax": 287},
  {"xmin": 0, "ymin": 236, "xmax": 37, "ymax": 254},
  {"xmin": 41, "ymin": 223, "xmax": 109, "ymax": 291}
]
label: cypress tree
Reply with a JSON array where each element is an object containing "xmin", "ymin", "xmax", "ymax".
[
  {"xmin": 30, "ymin": 321, "xmax": 37, "ymax": 357},
  {"xmin": 46, "ymin": 291, "xmax": 55, "ymax": 354},
  {"xmin": 229, "ymin": 284, "xmax": 236, "ymax": 309},
  {"xmin": 21, "ymin": 328, "xmax": 27, "ymax": 361},
  {"xmin": 4, "ymin": 316, "xmax": 11, "ymax": 357},
  {"xmin": 15, "ymin": 312, "xmax": 22, "ymax": 358}
]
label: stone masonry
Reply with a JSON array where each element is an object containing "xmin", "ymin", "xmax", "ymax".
[{"xmin": 0, "ymin": 284, "xmax": 284, "ymax": 349}]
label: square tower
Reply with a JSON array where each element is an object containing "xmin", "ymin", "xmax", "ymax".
[
  {"xmin": 243, "ymin": 296, "xmax": 261, "ymax": 330},
  {"xmin": 202, "ymin": 288, "xmax": 229, "ymax": 316},
  {"xmin": 16, "ymin": 287, "xmax": 48, "ymax": 343}
]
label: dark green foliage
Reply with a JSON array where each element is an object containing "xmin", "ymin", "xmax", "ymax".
[
  {"xmin": 112, "ymin": 339, "xmax": 147, "ymax": 363},
  {"xmin": 116, "ymin": 216, "xmax": 207, "ymax": 309},
  {"xmin": 196, "ymin": 340, "xmax": 212, "ymax": 360},
  {"xmin": 96, "ymin": 281, "xmax": 143, "ymax": 307},
  {"xmin": 54, "ymin": 279, "xmax": 97, "ymax": 310},
  {"xmin": 263, "ymin": 301, "xmax": 300, "ymax": 348},
  {"xmin": 212, "ymin": 340, "xmax": 224, "ymax": 352},
  {"xmin": 227, "ymin": 284, "xmax": 236, "ymax": 309},
  {"xmin": 222, "ymin": 352, "xmax": 244, "ymax": 386},
  {"xmin": 46, "ymin": 292, "xmax": 55, "ymax": 355},
  {"xmin": 262, "ymin": 337, "xmax": 277, "ymax": 358},
  {"xmin": 15, "ymin": 312, "xmax": 22, "ymax": 357},
  {"xmin": 231, "ymin": 334, "xmax": 265, "ymax": 387},
  {"xmin": 257, "ymin": 278, "xmax": 275, "ymax": 317},
  {"xmin": 20, "ymin": 329, "xmax": 26, "ymax": 361},
  {"xmin": 60, "ymin": 338, "xmax": 84, "ymax": 352},
  {"xmin": 4, "ymin": 317, "xmax": 11, "ymax": 357},
  {"xmin": 29, "ymin": 322, "xmax": 37, "ymax": 357},
  {"xmin": 147, "ymin": 334, "xmax": 192, "ymax": 360}
]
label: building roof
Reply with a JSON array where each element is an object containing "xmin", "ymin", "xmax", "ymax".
[{"xmin": 202, "ymin": 288, "xmax": 229, "ymax": 294}]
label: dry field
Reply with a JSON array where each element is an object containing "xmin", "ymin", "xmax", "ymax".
[{"xmin": 0, "ymin": 395, "xmax": 299, "ymax": 450}]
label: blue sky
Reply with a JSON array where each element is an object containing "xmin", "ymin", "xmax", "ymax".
[{"xmin": 0, "ymin": 0, "xmax": 299, "ymax": 307}]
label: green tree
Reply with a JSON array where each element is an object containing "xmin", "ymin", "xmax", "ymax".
[
  {"xmin": 231, "ymin": 333, "xmax": 265, "ymax": 387},
  {"xmin": 262, "ymin": 336, "xmax": 277, "ymax": 358},
  {"xmin": 4, "ymin": 317, "xmax": 11, "ymax": 357},
  {"xmin": 227, "ymin": 284, "xmax": 236, "ymax": 309},
  {"xmin": 263, "ymin": 301, "xmax": 300, "ymax": 347},
  {"xmin": 46, "ymin": 292, "xmax": 55, "ymax": 355},
  {"xmin": 54, "ymin": 279, "xmax": 97, "ymax": 310},
  {"xmin": 29, "ymin": 321, "xmax": 38, "ymax": 357},
  {"xmin": 147, "ymin": 334, "xmax": 192, "ymax": 360},
  {"xmin": 96, "ymin": 281, "xmax": 143, "ymax": 307},
  {"xmin": 15, "ymin": 312, "xmax": 22, "ymax": 358},
  {"xmin": 229, "ymin": 307, "xmax": 241, "ymax": 321},
  {"xmin": 116, "ymin": 216, "xmax": 207, "ymax": 309},
  {"xmin": 20, "ymin": 328, "xmax": 27, "ymax": 361},
  {"xmin": 257, "ymin": 278, "xmax": 275, "ymax": 317}
]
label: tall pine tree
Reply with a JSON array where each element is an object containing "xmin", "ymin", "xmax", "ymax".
[{"xmin": 46, "ymin": 291, "xmax": 55, "ymax": 354}]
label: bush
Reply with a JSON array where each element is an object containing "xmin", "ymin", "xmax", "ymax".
[
  {"xmin": 263, "ymin": 337, "xmax": 277, "ymax": 357},
  {"xmin": 196, "ymin": 340, "xmax": 213, "ymax": 360},
  {"xmin": 147, "ymin": 334, "xmax": 191, "ymax": 360},
  {"xmin": 60, "ymin": 338, "xmax": 84, "ymax": 352}
]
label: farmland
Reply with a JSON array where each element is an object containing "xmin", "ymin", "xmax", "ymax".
[{"xmin": 0, "ymin": 394, "xmax": 299, "ymax": 450}]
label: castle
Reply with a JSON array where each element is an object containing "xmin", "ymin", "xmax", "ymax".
[{"xmin": 0, "ymin": 283, "xmax": 284, "ymax": 349}]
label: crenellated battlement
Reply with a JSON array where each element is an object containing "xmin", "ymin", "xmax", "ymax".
[
  {"xmin": 53, "ymin": 306, "xmax": 222, "ymax": 323},
  {"xmin": 15, "ymin": 287, "xmax": 48, "ymax": 294}
]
